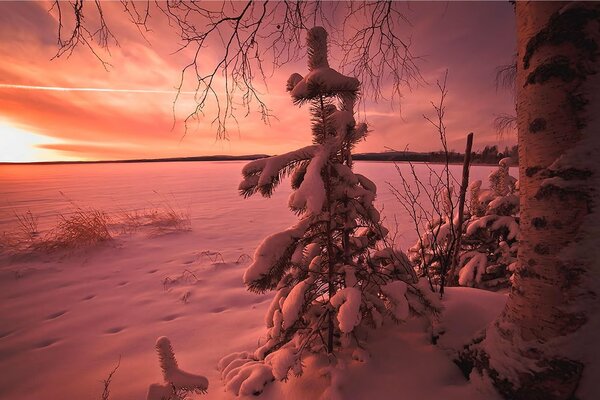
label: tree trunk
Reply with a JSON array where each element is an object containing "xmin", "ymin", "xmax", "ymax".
[
  {"xmin": 460, "ymin": 2, "xmax": 600, "ymax": 399},
  {"xmin": 448, "ymin": 132, "xmax": 474, "ymax": 285}
]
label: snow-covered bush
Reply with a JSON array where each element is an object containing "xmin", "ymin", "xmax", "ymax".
[
  {"xmin": 220, "ymin": 26, "xmax": 423, "ymax": 396},
  {"xmin": 147, "ymin": 337, "xmax": 208, "ymax": 400},
  {"xmin": 458, "ymin": 157, "xmax": 519, "ymax": 288},
  {"xmin": 409, "ymin": 158, "xmax": 519, "ymax": 290},
  {"xmin": 406, "ymin": 185, "xmax": 459, "ymax": 291}
]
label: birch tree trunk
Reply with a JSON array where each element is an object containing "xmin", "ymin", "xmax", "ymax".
[{"xmin": 461, "ymin": 2, "xmax": 600, "ymax": 399}]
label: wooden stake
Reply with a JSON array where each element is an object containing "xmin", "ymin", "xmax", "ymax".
[{"xmin": 448, "ymin": 132, "xmax": 474, "ymax": 285}]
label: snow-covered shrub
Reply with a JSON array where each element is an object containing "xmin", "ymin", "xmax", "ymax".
[
  {"xmin": 220, "ymin": 26, "xmax": 423, "ymax": 396},
  {"xmin": 408, "ymin": 158, "xmax": 519, "ymax": 290},
  {"xmin": 458, "ymin": 157, "xmax": 519, "ymax": 288},
  {"xmin": 147, "ymin": 337, "xmax": 208, "ymax": 400},
  {"xmin": 406, "ymin": 185, "xmax": 459, "ymax": 291}
]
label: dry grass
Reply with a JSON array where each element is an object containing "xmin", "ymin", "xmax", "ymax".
[
  {"xmin": 100, "ymin": 357, "xmax": 121, "ymax": 400},
  {"xmin": 144, "ymin": 203, "xmax": 191, "ymax": 234},
  {"xmin": 117, "ymin": 203, "xmax": 191, "ymax": 235},
  {"xmin": 39, "ymin": 207, "xmax": 113, "ymax": 251},
  {"xmin": 15, "ymin": 210, "xmax": 39, "ymax": 241},
  {"xmin": 1, "ymin": 200, "xmax": 191, "ymax": 256}
]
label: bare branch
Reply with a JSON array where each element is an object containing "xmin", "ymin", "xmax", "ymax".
[
  {"xmin": 49, "ymin": 1, "xmax": 421, "ymax": 139},
  {"xmin": 494, "ymin": 54, "xmax": 517, "ymax": 93}
]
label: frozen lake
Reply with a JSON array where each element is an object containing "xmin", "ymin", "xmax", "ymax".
[
  {"xmin": 0, "ymin": 160, "xmax": 514, "ymax": 400},
  {"xmin": 0, "ymin": 161, "xmax": 515, "ymax": 254}
]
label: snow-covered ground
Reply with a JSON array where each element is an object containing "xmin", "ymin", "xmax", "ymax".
[{"xmin": 0, "ymin": 161, "xmax": 511, "ymax": 399}]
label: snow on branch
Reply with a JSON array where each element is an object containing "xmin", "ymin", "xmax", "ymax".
[
  {"xmin": 240, "ymin": 145, "xmax": 319, "ymax": 198},
  {"xmin": 243, "ymin": 218, "xmax": 311, "ymax": 292},
  {"xmin": 330, "ymin": 287, "xmax": 362, "ymax": 333}
]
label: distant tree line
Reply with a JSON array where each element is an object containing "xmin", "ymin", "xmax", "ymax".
[
  {"xmin": 353, "ymin": 144, "xmax": 519, "ymax": 165},
  {"xmin": 472, "ymin": 144, "xmax": 519, "ymax": 164}
]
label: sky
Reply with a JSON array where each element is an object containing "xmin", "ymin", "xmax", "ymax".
[{"xmin": 0, "ymin": 1, "xmax": 516, "ymax": 163}]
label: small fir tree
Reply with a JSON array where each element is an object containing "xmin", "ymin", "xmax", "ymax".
[{"xmin": 219, "ymin": 27, "xmax": 422, "ymax": 396}]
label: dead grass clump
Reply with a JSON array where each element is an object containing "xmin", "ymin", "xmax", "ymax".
[
  {"xmin": 15, "ymin": 210, "xmax": 39, "ymax": 241},
  {"xmin": 1, "ymin": 207, "xmax": 112, "ymax": 255},
  {"xmin": 2, "ymin": 198, "xmax": 191, "ymax": 256},
  {"xmin": 116, "ymin": 203, "xmax": 191, "ymax": 235},
  {"xmin": 116, "ymin": 209, "xmax": 145, "ymax": 234},
  {"xmin": 0, "ymin": 210, "xmax": 40, "ymax": 254},
  {"xmin": 145, "ymin": 204, "xmax": 191, "ymax": 235},
  {"xmin": 36, "ymin": 207, "xmax": 112, "ymax": 252}
]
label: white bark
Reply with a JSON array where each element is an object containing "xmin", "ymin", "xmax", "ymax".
[{"xmin": 464, "ymin": 2, "xmax": 600, "ymax": 399}]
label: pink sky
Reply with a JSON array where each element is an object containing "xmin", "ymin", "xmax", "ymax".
[{"xmin": 0, "ymin": 1, "xmax": 516, "ymax": 163}]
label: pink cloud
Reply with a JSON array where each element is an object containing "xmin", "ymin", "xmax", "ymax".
[{"xmin": 0, "ymin": 1, "xmax": 516, "ymax": 162}]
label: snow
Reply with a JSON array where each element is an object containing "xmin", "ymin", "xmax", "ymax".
[
  {"xmin": 243, "ymin": 218, "xmax": 309, "ymax": 287},
  {"xmin": 435, "ymin": 287, "xmax": 507, "ymax": 355},
  {"xmin": 381, "ymin": 281, "xmax": 410, "ymax": 320},
  {"xmin": 281, "ymin": 279, "xmax": 311, "ymax": 329},
  {"xmin": 289, "ymin": 67, "xmax": 360, "ymax": 101},
  {"xmin": 288, "ymin": 146, "xmax": 329, "ymax": 214},
  {"xmin": 224, "ymin": 361, "xmax": 274, "ymax": 396},
  {"xmin": 306, "ymin": 26, "xmax": 329, "ymax": 71},
  {"xmin": 355, "ymin": 173, "xmax": 377, "ymax": 194},
  {"xmin": 265, "ymin": 347, "xmax": 296, "ymax": 381},
  {"xmin": 458, "ymin": 252, "xmax": 488, "ymax": 286},
  {"xmin": 331, "ymin": 287, "xmax": 507, "ymax": 400},
  {"xmin": 330, "ymin": 287, "xmax": 362, "ymax": 333},
  {"xmin": 0, "ymin": 161, "xmax": 515, "ymax": 399},
  {"xmin": 333, "ymin": 164, "xmax": 358, "ymax": 185},
  {"xmin": 240, "ymin": 145, "xmax": 318, "ymax": 195}
]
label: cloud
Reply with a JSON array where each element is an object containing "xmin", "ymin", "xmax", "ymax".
[
  {"xmin": 0, "ymin": 83, "xmax": 194, "ymax": 95},
  {"xmin": 0, "ymin": 1, "xmax": 516, "ymax": 161}
]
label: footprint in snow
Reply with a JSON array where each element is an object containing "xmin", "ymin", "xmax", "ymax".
[
  {"xmin": 161, "ymin": 314, "xmax": 180, "ymax": 322},
  {"xmin": 0, "ymin": 330, "xmax": 15, "ymax": 339},
  {"xmin": 104, "ymin": 327, "xmax": 125, "ymax": 334},
  {"xmin": 252, "ymin": 296, "xmax": 269, "ymax": 304},
  {"xmin": 34, "ymin": 338, "xmax": 60, "ymax": 349},
  {"xmin": 147, "ymin": 269, "xmax": 159, "ymax": 274},
  {"xmin": 210, "ymin": 306, "xmax": 227, "ymax": 314},
  {"xmin": 82, "ymin": 294, "xmax": 96, "ymax": 301},
  {"xmin": 46, "ymin": 310, "xmax": 68, "ymax": 320},
  {"xmin": 117, "ymin": 281, "xmax": 129, "ymax": 287}
]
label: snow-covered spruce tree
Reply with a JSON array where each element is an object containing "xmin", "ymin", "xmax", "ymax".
[
  {"xmin": 457, "ymin": 158, "xmax": 519, "ymax": 288},
  {"xmin": 408, "ymin": 158, "xmax": 519, "ymax": 290},
  {"xmin": 218, "ymin": 27, "xmax": 422, "ymax": 397}
]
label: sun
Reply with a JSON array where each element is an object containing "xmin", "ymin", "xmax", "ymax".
[{"xmin": 0, "ymin": 122, "xmax": 66, "ymax": 163}]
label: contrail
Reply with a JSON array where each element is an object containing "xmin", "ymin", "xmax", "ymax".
[{"xmin": 0, "ymin": 83, "xmax": 196, "ymax": 94}]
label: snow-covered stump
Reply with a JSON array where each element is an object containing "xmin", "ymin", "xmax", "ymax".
[
  {"xmin": 222, "ymin": 26, "xmax": 421, "ymax": 396},
  {"xmin": 146, "ymin": 337, "xmax": 208, "ymax": 400}
]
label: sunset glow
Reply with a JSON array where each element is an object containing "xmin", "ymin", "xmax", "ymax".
[
  {"xmin": 0, "ymin": 1, "xmax": 517, "ymax": 162},
  {"xmin": 0, "ymin": 121, "xmax": 70, "ymax": 163}
]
